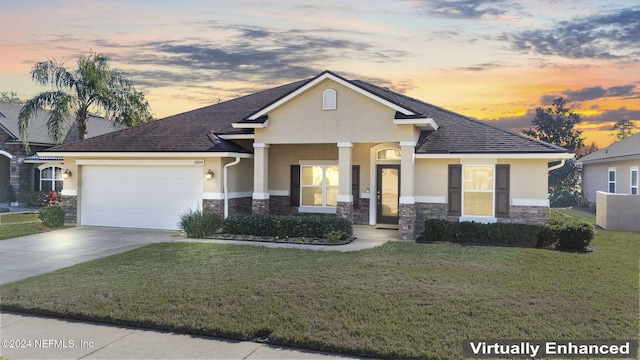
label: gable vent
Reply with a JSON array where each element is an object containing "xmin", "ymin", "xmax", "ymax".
[{"xmin": 323, "ymin": 89, "xmax": 337, "ymax": 110}]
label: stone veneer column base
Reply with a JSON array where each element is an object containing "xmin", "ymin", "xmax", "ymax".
[
  {"xmin": 497, "ymin": 206, "xmax": 549, "ymax": 225},
  {"xmin": 336, "ymin": 201, "xmax": 354, "ymax": 223},
  {"xmin": 252, "ymin": 199, "xmax": 270, "ymax": 215},
  {"xmin": 60, "ymin": 195, "xmax": 78, "ymax": 225},
  {"xmin": 399, "ymin": 203, "xmax": 416, "ymax": 240},
  {"xmin": 203, "ymin": 199, "xmax": 224, "ymax": 217}
]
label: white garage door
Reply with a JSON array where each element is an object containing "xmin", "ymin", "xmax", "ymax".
[{"xmin": 81, "ymin": 165, "xmax": 203, "ymax": 230}]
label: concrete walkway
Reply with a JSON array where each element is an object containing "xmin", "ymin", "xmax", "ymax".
[{"xmin": 1, "ymin": 312, "xmax": 368, "ymax": 359}]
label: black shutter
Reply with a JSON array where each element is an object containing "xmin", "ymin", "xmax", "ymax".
[
  {"xmin": 495, "ymin": 164, "xmax": 510, "ymax": 218},
  {"xmin": 352, "ymin": 165, "xmax": 360, "ymax": 209},
  {"xmin": 448, "ymin": 164, "xmax": 462, "ymax": 216},
  {"xmin": 290, "ymin": 165, "xmax": 300, "ymax": 206}
]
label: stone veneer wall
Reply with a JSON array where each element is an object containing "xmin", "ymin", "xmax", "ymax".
[
  {"xmin": 336, "ymin": 201, "xmax": 353, "ymax": 222},
  {"xmin": 203, "ymin": 199, "xmax": 224, "ymax": 217},
  {"xmin": 352, "ymin": 199, "xmax": 369, "ymax": 225},
  {"xmin": 60, "ymin": 195, "xmax": 77, "ymax": 224},
  {"xmin": 252, "ymin": 199, "xmax": 269, "ymax": 215},
  {"xmin": 270, "ymin": 196, "xmax": 299, "ymax": 216},
  {"xmin": 228, "ymin": 197, "xmax": 252, "ymax": 216},
  {"xmin": 496, "ymin": 206, "xmax": 549, "ymax": 225},
  {"xmin": 399, "ymin": 203, "xmax": 416, "ymax": 240}
]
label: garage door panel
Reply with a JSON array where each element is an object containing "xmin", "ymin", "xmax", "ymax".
[{"xmin": 81, "ymin": 165, "xmax": 203, "ymax": 230}]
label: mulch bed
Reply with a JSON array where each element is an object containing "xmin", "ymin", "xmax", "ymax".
[{"xmin": 205, "ymin": 234, "xmax": 356, "ymax": 246}]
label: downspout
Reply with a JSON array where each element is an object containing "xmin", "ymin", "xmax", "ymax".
[
  {"xmin": 548, "ymin": 159, "xmax": 566, "ymax": 172},
  {"xmin": 223, "ymin": 157, "xmax": 241, "ymax": 219}
]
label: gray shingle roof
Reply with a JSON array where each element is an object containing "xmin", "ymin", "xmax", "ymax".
[
  {"xmin": 44, "ymin": 71, "xmax": 569, "ymax": 155},
  {"xmin": 578, "ymin": 132, "xmax": 640, "ymax": 164},
  {"xmin": 0, "ymin": 102, "xmax": 117, "ymax": 145}
]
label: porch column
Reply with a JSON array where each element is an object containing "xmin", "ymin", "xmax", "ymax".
[
  {"xmin": 399, "ymin": 141, "xmax": 416, "ymax": 240},
  {"xmin": 252, "ymin": 143, "xmax": 270, "ymax": 215},
  {"xmin": 337, "ymin": 142, "xmax": 353, "ymax": 223}
]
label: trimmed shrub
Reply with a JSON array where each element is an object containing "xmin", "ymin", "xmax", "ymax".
[
  {"xmin": 223, "ymin": 215, "xmax": 352, "ymax": 239},
  {"xmin": 536, "ymin": 209, "xmax": 596, "ymax": 251},
  {"xmin": 178, "ymin": 209, "xmax": 224, "ymax": 238},
  {"xmin": 38, "ymin": 206, "xmax": 66, "ymax": 228},
  {"xmin": 421, "ymin": 219, "xmax": 545, "ymax": 247}
]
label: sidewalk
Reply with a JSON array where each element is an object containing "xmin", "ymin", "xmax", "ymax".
[{"xmin": 1, "ymin": 312, "xmax": 370, "ymax": 360}]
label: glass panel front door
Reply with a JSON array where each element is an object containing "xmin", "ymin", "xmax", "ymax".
[{"xmin": 377, "ymin": 165, "xmax": 400, "ymax": 224}]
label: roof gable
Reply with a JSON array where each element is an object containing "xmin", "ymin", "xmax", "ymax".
[{"xmin": 245, "ymin": 71, "xmax": 418, "ymax": 122}]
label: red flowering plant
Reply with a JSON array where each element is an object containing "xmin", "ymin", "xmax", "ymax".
[{"xmin": 46, "ymin": 191, "xmax": 60, "ymax": 206}]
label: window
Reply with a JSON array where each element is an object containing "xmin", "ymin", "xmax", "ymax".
[
  {"xmin": 631, "ymin": 167, "xmax": 638, "ymax": 195},
  {"xmin": 322, "ymin": 89, "xmax": 336, "ymax": 110},
  {"xmin": 40, "ymin": 166, "xmax": 63, "ymax": 192},
  {"xmin": 463, "ymin": 166, "xmax": 494, "ymax": 216},
  {"xmin": 448, "ymin": 164, "xmax": 510, "ymax": 219},
  {"xmin": 300, "ymin": 165, "xmax": 339, "ymax": 207},
  {"xmin": 608, "ymin": 168, "xmax": 616, "ymax": 193},
  {"xmin": 377, "ymin": 148, "xmax": 402, "ymax": 160}
]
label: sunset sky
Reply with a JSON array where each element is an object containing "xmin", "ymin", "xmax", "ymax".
[{"xmin": 1, "ymin": 0, "xmax": 639, "ymax": 148}]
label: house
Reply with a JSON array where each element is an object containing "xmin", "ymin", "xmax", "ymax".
[
  {"xmin": 0, "ymin": 102, "xmax": 117, "ymax": 202},
  {"xmin": 578, "ymin": 133, "xmax": 640, "ymax": 202},
  {"xmin": 41, "ymin": 71, "xmax": 572, "ymax": 240},
  {"xmin": 577, "ymin": 133, "xmax": 640, "ymax": 231}
]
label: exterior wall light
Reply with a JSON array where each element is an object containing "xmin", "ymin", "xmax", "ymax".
[
  {"xmin": 205, "ymin": 169, "xmax": 214, "ymax": 180},
  {"xmin": 63, "ymin": 169, "xmax": 72, "ymax": 179}
]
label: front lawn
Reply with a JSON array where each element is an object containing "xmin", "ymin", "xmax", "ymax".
[
  {"xmin": 0, "ymin": 222, "xmax": 47, "ymax": 240},
  {"xmin": 1, "ymin": 229, "xmax": 637, "ymax": 359}
]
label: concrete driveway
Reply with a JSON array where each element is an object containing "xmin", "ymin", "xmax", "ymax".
[{"xmin": 0, "ymin": 227, "xmax": 181, "ymax": 285}]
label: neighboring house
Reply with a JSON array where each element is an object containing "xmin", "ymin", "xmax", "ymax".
[
  {"xmin": 577, "ymin": 132, "xmax": 640, "ymax": 203},
  {"xmin": 0, "ymin": 102, "xmax": 117, "ymax": 202},
  {"xmin": 42, "ymin": 71, "xmax": 572, "ymax": 239}
]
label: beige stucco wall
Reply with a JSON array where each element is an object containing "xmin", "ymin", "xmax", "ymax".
[
  {"xmin": 583, "ymin": 159, "xmax": 639, "ymax": 203},
  {"xmin": 267, "ymin": 143, "xmax": 372, "ymax": 195},
  {"xmin": 255, "ymin": 79, "xmax": 418, "ymax": 145},
  {"xmin": 225, "ymin": 157, "xmax": 253, "ymax": 194},
  {"xmin": 597, "ymin": 191, "xmax": 640, "ymax": 231},
  {"xmin": 414, "ymin": 158, "xmax": 549, "ymax": 204}
]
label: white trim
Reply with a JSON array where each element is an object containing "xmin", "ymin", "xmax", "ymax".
[
  {"xmin": 415, "ymin": 196, "xmax": 446, "ymax": 203},
  {"xmin": 61, "ymin": 189, "xmax": 77, "ymax": 196},
  {"xmin": 247, "ymin": 72, "xmax": 416, "ymax": 120},
  {"xmin": 337, "ymin": 142, "xmax": 353, "ymax": 148},
  {"xmin": 231, "ymin": 120, "xmax": 269, "ymax": 129},
  {"xmin": 252, "ymin": 192, "xmax": 270, "ymax": 200},
  {"xmin": 298, "ymin": 206, "xmax": 337, "ymax": 214},
  {"xmin": 399, "ymin": 141, "xmax": 417, "ymax": 147},
  {"xmin": 461, "ymin": 164, "xmax": 495, "ymax": 218},
  {"xmin": 399, "ymin": 196, "xmax": 415, "ymax": 204},
  {"xmin": 204, "ymin": 191, "xmax": 252, "ymax": 200},
  {"xmin": 322, "ymin": 88, "xmax": 337, "ymax": 110},
  {"xmin": 253, "ymin": 143, "xmax": 270, "ymax": 148},
  {"xmin": 608, "ymin": 167, "xmax": 616, "ymax": 193},
  {"xmin": 269, "ymin": 190, "xmax": 289, "ymax": 196},
  {"xmin": 77, "ymin": 159, "xmax": 205, "ymax": 166},
  {"xmin": 393, "ymin": 118, "xmax": 438, "ymax": 131},
  {"xmin": 361, "ymin": 192, "xmax": 371, "ymax": 199},
  {"xmin": 0, "ymin": 150, "xmax": 13, "ymax": 159},
  {"xmin": 511, "ymin": 198, "xmax": 549, "ymax": 207},
  {"xmin": 218, "ymin": 134, "xmax": 255, "ymax": 140},
  {"xmin": 415, "ymin": 153, "xmax": 575, "ymax": 160},
  {"xmin": 630, "ymin": 167, "xmax": 638, "ymax": 195},
  {"xmin": 299, "ymin": 160, "xmax": 338, "ymax": 165},
  {"xmin": 40, "ymin": 152, "xmax": 253, "ymax": 159},
  {"xmin": 337, "ymin": 195, "xmax": 353, "ymax": 202},
  {"xmin": 459, "ymin": 216, "xmax": 497, "ymax": 224},
  {"xmin": 37, "ymin": 162, "xmax": 64, "ymax": 171}
]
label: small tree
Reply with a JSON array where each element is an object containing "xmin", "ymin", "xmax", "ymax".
[
  {"xmin": 18, "ymin": 52, "xmax": 152, "ymax": 150},
  {"xmin": 0, "ymin": 91, "xmax": 23, "ymax": 105},
  {"xmin": 523, "ymin": 98, "xmax": 585, "ymax": 207},
  {"xmin": 610, "ymin": 119, "xmax": 636, "ymax": 142}
]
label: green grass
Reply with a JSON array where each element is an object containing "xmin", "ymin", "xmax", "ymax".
[
  {"xmin": 0, "ymin": 222, "xmax": 47, "ymax": 240},
  {"xmin": 556, "ymin": 208, "xmax": 597, "ymax": 225},
  {"xmin": 0, "ymin": 212, "xmax": 39, "ymax": 225},
  {"xmin": 1, "ymin": 231, "xmax": 638, "ymax": 359}
]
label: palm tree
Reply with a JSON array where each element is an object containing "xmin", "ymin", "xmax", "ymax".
[{"xmin": 18, "ymin": 52, "xmax": 152, "ymax": 149}]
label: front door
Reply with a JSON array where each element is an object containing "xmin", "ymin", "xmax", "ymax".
[{"xmin": 377, "ymin": 165, "xmax": 400, "ymax": 224}]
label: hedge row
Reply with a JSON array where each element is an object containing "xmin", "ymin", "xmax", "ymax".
[
  {"xmin": 223, "ymin": 215, "xmax": 353, "ymax": 240},
  {"xmin": 420, "ymin": 210, "xmax": 595, "ymax": 251},
  {"xmin": 420, "ymin": 220, "xmax": 544, "ymax": 247}
]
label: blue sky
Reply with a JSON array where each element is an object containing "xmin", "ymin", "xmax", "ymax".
[{"xmin": 1, "ymin": 0, "xmax": 639, "ymax": 146}]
